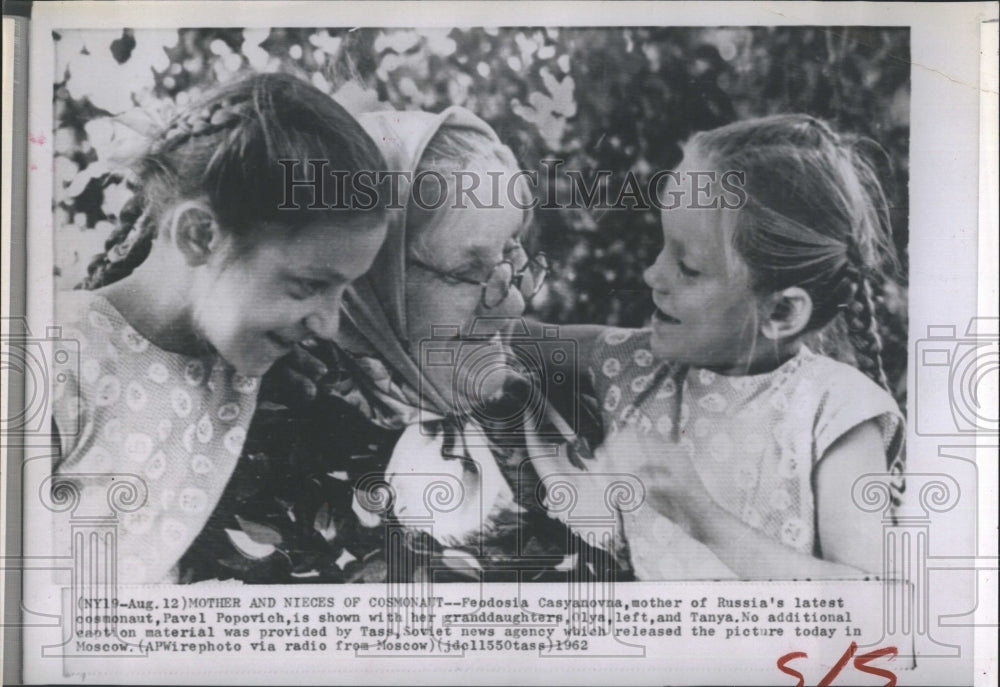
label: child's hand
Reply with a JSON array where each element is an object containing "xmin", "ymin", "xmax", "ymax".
[
  {"xmin": 260, "ymin": 342, "xmax": 329, "ymax": 409},
  {"xmin": 606, "ymin": 428, "xmax": 718, "ymax": 538}
]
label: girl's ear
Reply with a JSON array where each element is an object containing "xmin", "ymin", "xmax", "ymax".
[
  {"xmin": 760, "ymin": 286, "xmax": 813, "ymax": 341},
  {"xmin": 168, "ymin": 200, "xmax": 223, "ymax": 267}
]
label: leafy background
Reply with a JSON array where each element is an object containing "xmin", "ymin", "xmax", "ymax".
[
  {"xmin": 52, "ymin": 27, "xmax": 910, "ymax": 582},
  {"xmin": 53, "ymin": 25, "xmax": 910, "ymax": 395}
]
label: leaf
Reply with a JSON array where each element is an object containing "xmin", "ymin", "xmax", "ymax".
[
  {"xmin": 234, "ymin": 515, "xmax": 283, "ymax": 546},
  {"xmin": 257, "ymin": 401, "xmax": 290, "ymax": 412},
  {"xmin": 555, "ymin": 553, "xmax": 579, "ymax": 571},
  {"xmin": 290, "ymin": 569, "xmax": 321, "ymax": 580},
  {"xmin": 275, "ymin": 497, "xmax": 297, "ymax": 523},
  {"xmin": 440, "ymin": 548, "xmax": 483, "ymax": 580},
  {"xmin": 313, "ymin": 502, "xmax": 338, "ymax": 542},
  {"xmin": 351, "ymin": 492, "xmax": 383, "ymax": 528},
  {"xmin": 218, "ymin": 553, "xmax": 266, "ymax": 573},
  {"xmin": 65, "ymin": 161, "xmax": 110, "ymax": 197},
  {"xmin": 225, "ymin": 528, "xmax": 277, "ymax": 560},
  {"xmin": 335, "ymin": 549, "xmax": 357, "ymax": 570}
]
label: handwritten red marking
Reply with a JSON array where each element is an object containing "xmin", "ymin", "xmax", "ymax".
[
  {"xmin": 817, "ymin": 641, "xmax": 858, "ymax": 686},
  {"xmin": 776, "ymin": 651, "xmax": 808, "ymax": 687},
  {"xmin": 854, "ymin": 646, "xmax": 898, "ymax": 686},
  {"xmin": 777, "ymin": 642, "xmax": 897, "ymax": 686},
  {"xmin": 29, "ymin": 133, "xmax": 47, "ymax": 146}
]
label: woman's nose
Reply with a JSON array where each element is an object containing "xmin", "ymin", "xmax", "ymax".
[{"xmin": 494, "ymin": 285, "xmax": 527, "ymax": 318}]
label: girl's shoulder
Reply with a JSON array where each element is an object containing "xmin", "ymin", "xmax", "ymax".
[
  {"xmin": 54, "ymin": 289, "xmax": 171, "ymax": 388},
  {"xmin": 55, "ymin": 289, "xmax": 134, "ymax": 351},
  {"xmin": 55, "ymin": 289, "xmax": 208, "ymax": 370},
  {"xmin": 51, "ymin": 290, "xmax": 132, "ymax": 469},
  {"xmin": 56, "ymin": 288, "xmax": 114, "ymax": 322},
  {"xmin": 787, "ymin": 349, "xmax": 904, "ymax": 464},
  {"xmin": 793, "ymin": 350, "xmax": 900, "ymax": 411},
  {"xmin": 52, "ymin": 289, "xmax": 258, "ymax": 445}
]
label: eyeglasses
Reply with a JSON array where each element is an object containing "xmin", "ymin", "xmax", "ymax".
[{"xmin": 409, "ymin": 251, "xmax": 550, "ymax": 310}]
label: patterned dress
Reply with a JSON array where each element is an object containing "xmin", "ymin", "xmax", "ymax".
[
  {"xmin": 51, "ymin": 290, "xmax": 259, "ymax": 583},
  {"xmin": 542, "ymin": 327, "xmax": 904, "ymax": 580}
]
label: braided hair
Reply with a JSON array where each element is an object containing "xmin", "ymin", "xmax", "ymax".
[
  {"xmin": 81, "ymin": 72, "xmax": 387, "ymax": 290},
  {"xmin": 688, "ymin": 115, "xmax": 898, "ymax": 391}
]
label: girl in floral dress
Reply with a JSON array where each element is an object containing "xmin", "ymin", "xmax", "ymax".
[
  {"xmin": 533, "ymin": 115, "xmax": 905, "ymax": 580},
  {"xmin": 51, "ymin": 74, "xmax": 388, "ymax": 583}
]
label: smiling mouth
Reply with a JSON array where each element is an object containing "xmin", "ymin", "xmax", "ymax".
[
  {"xmin": 266, "ymin": 332, "xmax": 296, "ymax": 350},
  {"xmin": 653, "ymin": 308, "xmax": 681, "ymax": 325}
]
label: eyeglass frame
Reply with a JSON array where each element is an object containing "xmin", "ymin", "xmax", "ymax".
[{"xmin": 407, "ymin": 251, "xmax": 550, "ymax": 310}]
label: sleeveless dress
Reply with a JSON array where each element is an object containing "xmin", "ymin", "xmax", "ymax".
[{"xmin": 538, "ymin": 327, "xmax": 904, "ymax": 580}]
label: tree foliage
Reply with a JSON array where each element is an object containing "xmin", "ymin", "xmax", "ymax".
[
  {"xmin": 52, "ymin": 27, "xmax": 910, "ymax": 582},
  {"xmin": 54, "ymin": 26, "xmax": 910, "ymax": 393}
]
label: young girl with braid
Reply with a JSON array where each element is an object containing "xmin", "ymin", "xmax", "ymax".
[
  {"xmin": 50, "ymin": 73, "xmax": 388, "ymax": 583},
  {"xmin": 534, "ymin": 114, "xmax": 905, "ymax": 580}
]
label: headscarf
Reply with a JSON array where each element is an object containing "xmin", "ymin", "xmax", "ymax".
[{"xmin": 331, "ymin": 107, "xmax": 519, "ymax": 545}]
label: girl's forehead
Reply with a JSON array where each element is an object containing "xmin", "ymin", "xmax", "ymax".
[
  {"xmin": 661, "ymin": 204, "xmax": 734, "ymax": 254},
  {"xmin": 660, "ymin": 149, "xmax": 741, "ymax": 261},
  {"xmin": 255, "ymin": 215, "xmax": 387, "ymax": 278},
  {"xmin": 660, "ymin": 205, "xmax": 748, "ymax": 285}
]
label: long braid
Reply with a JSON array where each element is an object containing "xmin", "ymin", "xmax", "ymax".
[
  {"xmin": 77, "ymin": 98, "xmax": 251, "ymax": 290},
  {"xmin": 80, "ymin": 191, "xmax": 151, "ymax": 289},
  {"xmin": 154, "ymin": 97, "xmax": 251, "ymax": 156},
  {"xmin": 843, "ymin": 249, "xmax": 905, "ymax": 507},
  {"xmin": 842, "ymin": 254, "xmax": 890, "ymax": 391},
  {"xmin": 79, "ymin": 73, "xmax": 388, "ymax": 293},
  {"xmin": 840, "ymin": 134, "xmax": 895, "ymax": 394}
]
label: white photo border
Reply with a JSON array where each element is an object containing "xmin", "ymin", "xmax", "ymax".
[{"xmin": 5, "ymin": 2, "xmax": 997, "ymax": 685}]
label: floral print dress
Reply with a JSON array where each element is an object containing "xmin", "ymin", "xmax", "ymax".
[
  {"xmin": 567, "ymin": 327, "xmax": 905, "ymax": 580},
  {"xmin": 51, "ymin": 291, "xmax": 259, "ymax": 583}
]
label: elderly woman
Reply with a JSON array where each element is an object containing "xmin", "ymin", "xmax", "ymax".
[{"xmin": 179, "ymin": 107, "xmax": 620, "ymax": 584}]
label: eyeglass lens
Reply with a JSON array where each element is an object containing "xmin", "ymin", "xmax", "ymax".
[{"xmin": 482, "ymin": 254, "xmax": 549, "ymax": 308}]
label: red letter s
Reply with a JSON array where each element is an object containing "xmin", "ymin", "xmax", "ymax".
[
  {"xmin": 777, "ymin": 651, "xmax": 808, "ymax": 687},
  {"xmin": 854, "ymin": 646, "xmax": 898, "ymax": 687}
]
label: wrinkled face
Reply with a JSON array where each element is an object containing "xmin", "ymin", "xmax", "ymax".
[
  {"xmin": 193, "ymin": 216, "xmax": 387, "ymax": 376},
  {"xmin": 644, "ymin": 152, "xmax": 763, "ymax": 374},
  {"xmin": 406, "ymin": 168, "xmax": 529, "ymax": 409}
]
